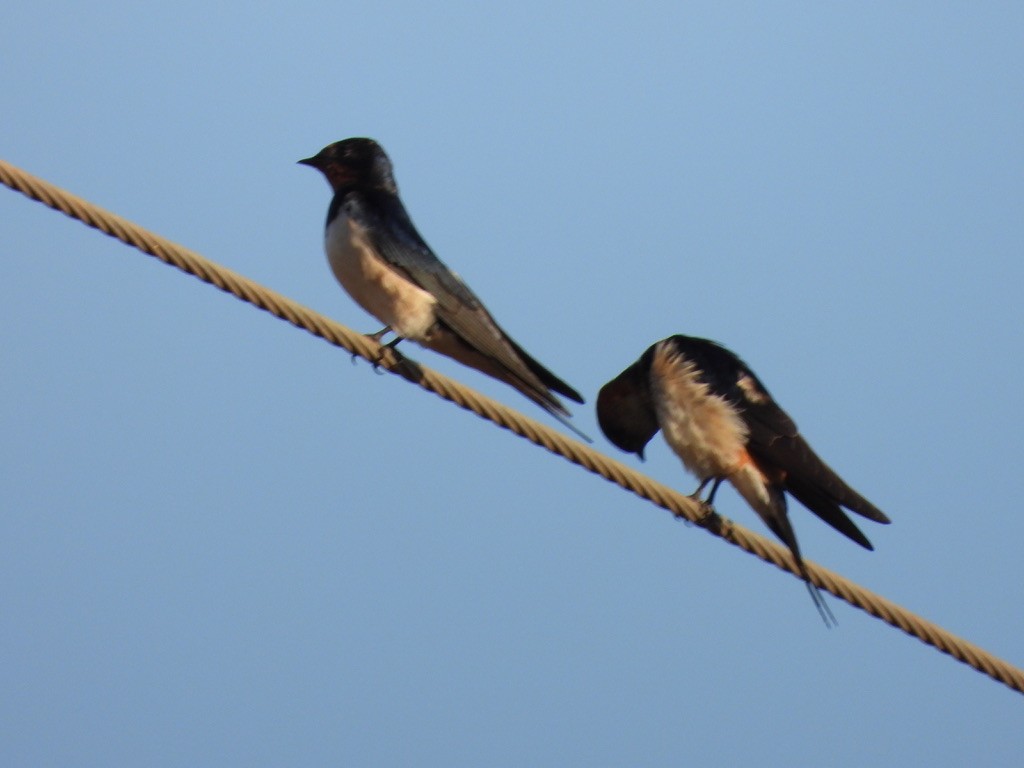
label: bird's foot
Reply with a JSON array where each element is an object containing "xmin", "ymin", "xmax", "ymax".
[
  {"xmin": 686, "ymin": 479, "xmax": 723, "ymax": 529},
  {"xmin": 692, "ymin": 501, "xmax": 718, "ymax": 527},
  {"xmin": 688, "ymin": 478, "xmax": 721, "ymax": 514},
  {"xmin": 689, "ymin": 482, "xmax": 710, "ymax": 503},
  {"xmin": 371, "ymin": 335, "xmax": 406, "ymax": 372},
  {"xmin": 350, "ymin": 326, "xmax": 402, "ymax": 370}
]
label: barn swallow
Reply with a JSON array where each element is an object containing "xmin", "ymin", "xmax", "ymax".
[
  {"xmin": 299, "ymin": 138, "xmax": 587, "ymax": 437},
  {"xmin": 597, "ymin": 335, "xmax": 891, "ymax": 624}
]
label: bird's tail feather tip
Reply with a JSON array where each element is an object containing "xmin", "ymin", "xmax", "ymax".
[
  {"xmin": 547, "ymin": 408, "xmax": 593, "ymax": 443},
  {"xmin": 808, "ymin": 582, "xmax": 838, "ymax": 629}
]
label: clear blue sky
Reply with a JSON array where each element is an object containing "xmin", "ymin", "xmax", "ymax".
[{"xmin": 3, "ymin": 3, "xmax": 1022, "ymax": 765}]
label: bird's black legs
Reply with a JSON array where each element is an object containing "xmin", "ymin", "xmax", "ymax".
[
  {"xmin": 351, "ymin": 326, "xmax": 404, "ymax": 369},
  {"xmin": 368, "ymin": 326, "xmax": 394, "ymax": 344},
  {"xmin": 705, "ymin": 478, "xmax": 724, "ymax": 506},
  {"xmin": 690, "ymin": 477, "xmax": 724, "ymax": 507}
]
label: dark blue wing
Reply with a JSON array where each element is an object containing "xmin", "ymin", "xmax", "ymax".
[{"xmin": 346, "ymin": 191, "xmax": 583, "ymax": 406}]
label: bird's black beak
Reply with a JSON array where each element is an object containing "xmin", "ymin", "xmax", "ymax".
[
  {"xmin": 297, "ymin": 156, "xmax": 318, "ymax": 167},
  {"xmin": 636, "ymin": 448, "xmax": 646, "ymax": 462}
]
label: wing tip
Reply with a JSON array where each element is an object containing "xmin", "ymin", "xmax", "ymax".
[{"xmin": 560, "ymin": 384, "xmax": 586, "ymax": 405}]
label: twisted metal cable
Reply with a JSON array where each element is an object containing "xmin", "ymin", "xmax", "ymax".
[{"xmin": 3, "ymin": 157, "xmax": 1022, "ymax": 696}]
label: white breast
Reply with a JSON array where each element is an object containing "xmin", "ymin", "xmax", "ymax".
[
  {"xmin": 650, "ymin": 341, "xmax": 750, "ymax": 481},
  {"xmin": 324, "ymin": 212, "xmax": 438, "ymax": 340}
]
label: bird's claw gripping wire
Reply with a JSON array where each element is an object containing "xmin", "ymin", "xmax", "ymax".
[{"xmin": 350, "ymin": 326, "xmax": 404, "ymax": 372}]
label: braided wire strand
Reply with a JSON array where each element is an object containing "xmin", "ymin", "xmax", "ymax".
[{"xmin": 2, "ymin": 157, "xmax": 1022, "ymax": 696}]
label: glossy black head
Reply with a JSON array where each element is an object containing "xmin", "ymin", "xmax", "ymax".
[
  {"xmin": 596, "ymin": 355, "xmax": 660, "ymax": 460},
  {"xmin": 298, "ymin": 137, "xmax": 397, "ymax": 193}
]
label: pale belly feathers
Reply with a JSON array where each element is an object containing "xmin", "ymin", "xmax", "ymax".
[
  {"xmin": 650, "ymin": 341, "xmax": 751, "ymax": 481},
  {"xmin": 324, "ymin": 212, "xmax": 438, "ymax": 339}
]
